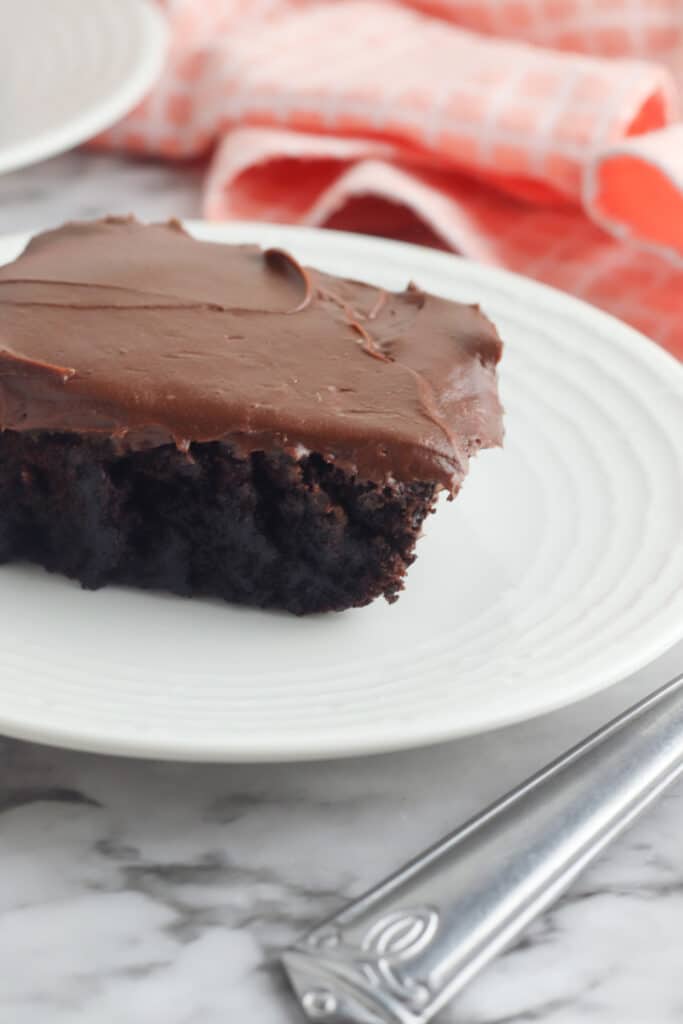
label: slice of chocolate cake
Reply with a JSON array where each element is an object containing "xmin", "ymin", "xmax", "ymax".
[{"xmin": 0, "ymin": 217, "xmax": 503, "ymax": 614}]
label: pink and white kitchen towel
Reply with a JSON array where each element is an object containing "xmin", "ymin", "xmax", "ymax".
[{"xmin": 97, "ymin": 0, "xmax": 683, "ymax": 357}]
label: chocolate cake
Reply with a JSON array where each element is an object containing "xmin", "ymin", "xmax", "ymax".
[{"xmin": 0, "ymin": 218, "xmax": 503, "ymax": 614}]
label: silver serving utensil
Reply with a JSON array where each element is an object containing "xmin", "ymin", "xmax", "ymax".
[{"xmin": 282, "ymin": 673, "xmax": 683, "ymax": 1024}]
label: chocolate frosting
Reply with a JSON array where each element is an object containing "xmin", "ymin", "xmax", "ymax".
[{"xmin": 0, "ymin": 217, "xmax": 503, "ymax": 490}]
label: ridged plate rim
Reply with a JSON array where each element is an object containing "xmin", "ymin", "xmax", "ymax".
[
  {"xmin": 0, "ymin": 0, "xmax": 166, "ymax": 175},
  {"xmin": 0, "ymin": 221, "xmax": 681, "ymax": 761}
]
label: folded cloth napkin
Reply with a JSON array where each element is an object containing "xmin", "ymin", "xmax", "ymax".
[{"xmin": 96, "ymin": 0, "xmax": 683, "ymax": 357}]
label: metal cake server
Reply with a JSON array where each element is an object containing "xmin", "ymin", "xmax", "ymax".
[{"xmin": 282, "ymin": 672, "xmax": 683, "ymax": 1024}]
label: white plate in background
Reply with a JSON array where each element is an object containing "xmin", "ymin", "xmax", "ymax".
[
  {"xmin": 0, "ymin": 222, "xmax": 681, "ymax": 761},
  {"xmin": 0, "ymin": 0, "xmax": 166, "ymax": 175}
]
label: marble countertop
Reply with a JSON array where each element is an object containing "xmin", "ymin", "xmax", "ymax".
[{"xmin": 1, "ymin": 152, "xmax": 682, "ymax": 1024}]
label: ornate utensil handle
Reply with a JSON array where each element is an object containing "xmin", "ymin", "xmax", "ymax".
[{"xmin": 283, "ymin": 673, "xmax": 683, "ymax": 1024}]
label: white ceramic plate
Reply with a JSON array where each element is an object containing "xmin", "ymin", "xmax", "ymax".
[
  {"xmin": 0, "ymin": 0, "xmax": 166, "ymax": 175},
  {"xmin": 1, "ymin": 222, "xmax": 682, "ymax": 761}
]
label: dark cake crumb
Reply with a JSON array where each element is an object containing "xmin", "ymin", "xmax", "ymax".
[{"xmin": 0, "ymin": 431, "xmax": 437, "ymax": 614}]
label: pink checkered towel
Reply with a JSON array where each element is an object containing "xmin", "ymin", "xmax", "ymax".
[{"xmin": 96, "ymin": 0, "xmax": 683, "ymax": 357}]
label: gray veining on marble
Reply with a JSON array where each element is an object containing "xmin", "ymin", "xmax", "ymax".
[
  {"xmin": 0, "ymin": 151, "xmax": 682, "ymax": 1024},
  {"xmin": 0, "ymin": 151, "xmax": 203, "ymax": 234}
]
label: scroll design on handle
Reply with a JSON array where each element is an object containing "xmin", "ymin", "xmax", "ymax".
[{"xmin": 306, "ymin": 906, "xmax": 440, "ymax": 1013}]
